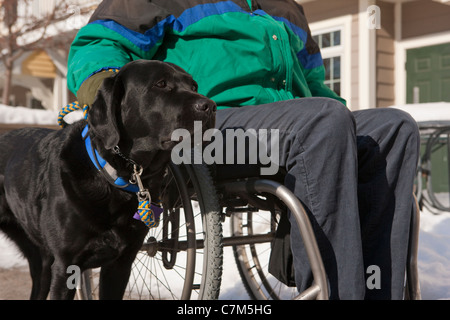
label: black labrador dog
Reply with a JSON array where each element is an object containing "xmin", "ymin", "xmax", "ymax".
[{"xmin": 0, "ymin": 60, "xmax": 216, "ymax": 299}]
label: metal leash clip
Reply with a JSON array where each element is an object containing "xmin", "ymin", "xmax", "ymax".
[
  {"xmin": 130, "ymin": 164, "xmax": 151, "ymax": 203},
  {"xmin": 129, "ymin": 165, "xmax": 160, "ymax": 228}
]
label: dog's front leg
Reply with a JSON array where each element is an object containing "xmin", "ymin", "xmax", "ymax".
[
  {"xmin": 98, "ymin": 256, "xmax": 135, "ymax": 300},
  {"xmin": 32, "ymin": 253, "xmax": 53, "ymax": 300},
  {"xmin": 49, "ymin": 259, "xmax": 76, "ymax": 300}
]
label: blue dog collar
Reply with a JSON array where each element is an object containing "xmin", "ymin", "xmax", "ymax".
[
  {"xmin": 82, "ymin": 124, "xmax": 138, "ymax": 193},
  {"xmin": 82, "ymin": 124, "xmax": 162, "ymax": 227}
]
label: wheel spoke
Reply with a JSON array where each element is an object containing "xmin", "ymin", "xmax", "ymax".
[{"xmin": 78, "ymin": 163, "xmax": 222, "ymax": 300}]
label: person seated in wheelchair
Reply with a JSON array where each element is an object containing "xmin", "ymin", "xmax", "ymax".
[{"xmin": 68, "ymin": 0, "xmax": 420, "ymax": 299}]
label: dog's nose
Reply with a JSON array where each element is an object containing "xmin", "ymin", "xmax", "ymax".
[{"xmin": 194, "ymin": 99, "xmax": 216, "ymax": 113}]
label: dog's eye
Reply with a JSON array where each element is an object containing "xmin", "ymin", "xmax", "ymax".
[
  {"xmin": 154, "ymin": 80, "xmax": 167, "ymax": 89},
  {"xmin": 192, "ymin": 84, "xmax": 198, "ymax": 92}
]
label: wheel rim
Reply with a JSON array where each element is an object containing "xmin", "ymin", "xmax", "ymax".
[
  {"xmin": 126, "ymin": 164, "xmax": 200, "ymax": 299},
  {"xmin": 231, "ymin": 210, "xmax": 299, "ymax": 300}
]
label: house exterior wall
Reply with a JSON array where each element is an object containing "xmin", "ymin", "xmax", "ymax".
[
  {"xmin": 4, "ymin": 1, "xmax": 450, "ymax": 110},
  {"xmin": 376, "ymin": 0, "xmax": 395, "ymax": 108},
  {"xmin": 303, "ymin": 0, "xmax": 360, "ymax": 108},
  {"xmin": 0, "ymin": 0, "xmax": 98, "ymax": 110},
  {"xmin": 351, "ymin": 13, "xmax": 359, "ymax": 109},
  {"xmin": 302, "ymin": 0, "xmax": 359, "ymax": 23},
  {"xmin": 303, "ymin": 0, "xmax": 450, "ymax": 109},
  {"xmin": 402, "ymin": 0, "xmax": 450, "ymax": 40},
  {"xmin": 22, "ymin": 50, "xmax": 57, "ymax": 79}
]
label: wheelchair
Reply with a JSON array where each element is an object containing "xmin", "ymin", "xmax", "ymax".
[
  {"xmin": 416, "ymin": 121, "xmax": 450, "ymax": 213},
  {"xmin": 78, "ymin": 157, "xmax": 421, "ymax": 300}
]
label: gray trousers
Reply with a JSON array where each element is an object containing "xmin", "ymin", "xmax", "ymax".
[{"xmin": 215, "ymin": 98, "xmax": 420, "ymax": 300}]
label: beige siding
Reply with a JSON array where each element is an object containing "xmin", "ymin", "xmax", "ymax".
[
  {"xmin": 302, "ymin": 0, "xmax": 450, "ymax": 110},
  {"xmin": 351, "ymin": 14, "xmax": 359, "ymax": 109},
  {"xmin": 402, "ymin": 1, "xmax": 450, "ymax": 40},
  {"xmin": 302, "ymin": 0, "xmax": 359, "ymax": 23},
  {"xmin": 376, "ymin": 0, "xmax": 395, "ymax": 108},
  {"xmin": 21, "ymin": 50, "xmax": 56, "ymax": 79}
]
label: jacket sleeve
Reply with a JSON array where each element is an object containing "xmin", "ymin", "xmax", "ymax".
[
  {"xmin": 67, "ymin": 0, "xmax": 171, "ymax": 103},
  {"xmin": 305, "ymin": 65, "xmax": 347, "ymax": 106}
]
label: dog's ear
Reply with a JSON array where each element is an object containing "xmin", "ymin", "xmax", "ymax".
[{"xmin": 88, "ymin": 74, "xmax": 124, "ymax": 150}]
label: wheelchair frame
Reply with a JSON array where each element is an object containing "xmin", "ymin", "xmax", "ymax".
[
  {"xmin": 216, "ymin": 177, "xmax": 328, "ymax": 300},
  {"xmin": 216, "ymin": 169, "xmax": 421, "ymax": 300}
]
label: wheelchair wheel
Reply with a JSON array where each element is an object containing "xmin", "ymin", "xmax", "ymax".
[
  {"xmin": 78, "ymin": 162, "xmax": 223, "ymax": 300},
  {"xmin": 230, "ymin": 210, "xmax": 298, "ymax": 300}
]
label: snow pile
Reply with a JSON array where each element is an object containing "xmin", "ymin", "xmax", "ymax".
[
  {"xmin": 391, "ymin": 102, "xmax": 450, "ymax": 123},
  {"xmin": 0, "ymin": 104, "xmax": 59, "ymax": 125},
  {"xmin": 0, "ymin": 104, "xmax": 83, "ymax": 126},
  {"xmin": 0, "ymin": 235, "xmax": 28, "ymax": 269},
  {"xmin": 417, "ymin": 209, "xmax": 450, "ymax": 300}
]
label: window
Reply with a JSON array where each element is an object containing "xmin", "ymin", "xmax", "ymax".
[
  {"xmin": 310, "ymin": 16, "xmax": 352, "ymax": 107},
  {"xmin": 313, "ymin": 30, "xmax": 341, "ymax": 49},
  {"xmin": 313, "ymin": 30, "xmax": 342, "ymax": 96}
]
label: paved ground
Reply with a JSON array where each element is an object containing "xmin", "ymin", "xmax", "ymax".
[{"xmin": 0, "ymin": 267, "xmax": 31, "ymax": 300}]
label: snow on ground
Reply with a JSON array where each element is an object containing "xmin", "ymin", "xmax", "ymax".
[
  {"xmin": 0, "ymin": 103, "xmax": 449, "ymax": 299},
  {"xmin": 0, "ymin": 104, "xmax": 60, "ymax": 125},
  {"xmin": 392, "ymin": 102, "xmax": 450, "ymax": 123},
  {"xmin": 0, "ymin": 104, "xmax": 83, "ymax": 126},
  {"xmin": 0, "ymin": 235, "xmax": 28, "ymax": 269},
  {"xmin": 418, "ymin": 208, "xmax": 450, "ymax": 300}
]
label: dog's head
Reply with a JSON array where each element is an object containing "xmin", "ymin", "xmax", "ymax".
[{"xmin": 87, "ymin": 60, "xmax": 216, "ymax": 170}]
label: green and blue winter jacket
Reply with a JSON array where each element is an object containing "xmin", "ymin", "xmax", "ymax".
[{"xmin": 68, "ymin": 0, "xmax": 345, "ymax": 109}]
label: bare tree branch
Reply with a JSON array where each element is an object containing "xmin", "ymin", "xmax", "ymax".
[{"xmin": 0, "ymin": 0, "xmax": 94, "ymax": 105}]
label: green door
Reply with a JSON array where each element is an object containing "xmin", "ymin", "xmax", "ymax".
[{"xmin": 406, "ymin": 42, "xmax": 450, "ymax": 103}]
